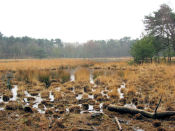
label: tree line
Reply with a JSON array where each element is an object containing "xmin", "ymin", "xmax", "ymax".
[
  {"xmin": 131, "ymin": 4, "xmax": 175, "ymax": 63},
  {"xmin": 3, "ymin": 4, "xmax": 172, "ymax": 60},
  {"xmin": 0, "ymin": 33, "xmax": 135, "ymax": 58}
]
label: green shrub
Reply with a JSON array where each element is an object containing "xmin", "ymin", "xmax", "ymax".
[{"xmin": 128, "ymin": 60, "xmax": 135, "ymax": 65}]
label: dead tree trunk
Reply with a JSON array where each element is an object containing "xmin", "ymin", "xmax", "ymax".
[{"xmin": 108, "ymin": 105, "xmax": 175, "ymax": 119}]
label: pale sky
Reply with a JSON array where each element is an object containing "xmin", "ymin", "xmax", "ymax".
[{"xmin": 0, "ymin": 0, "xmax": 175, "ymax": 43}]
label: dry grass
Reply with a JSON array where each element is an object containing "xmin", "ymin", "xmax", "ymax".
[
  {"xmin": 75, "ymin": 68, "xmax": 90, "ymax": 82},
  {"xmin": 0, "ymin": 59, "xmax": 94, "ymax": 70},
  {"xmin": 1, "ymin": 58, "xmax": 175, "ymax": 130},
  {"xmin": 126, "ymin": 86, "xmax": 136, "ymax": 97},
  {"xmin": 108, "ymin": 88, "xmax": 119, "ymax": 99},
  {"xmin": 53, "ymin": 91, "xmax": 62, "ymax": 101},
  {"xmin": 123, "ymin": 63, "xmax": 175, "ymax": 110},
  {"xmin": 15, "ymin": 68, "xmax": 70, "ymax": 87},
  {"xmin": 1, "ymin": 58, "xmax": 175, "ymax": 112},
  {"xmin": 15, "ymin": 69, "xmax": 38, "ymax": 83},
  {"xmin": 41, "ymin": 90, "xmax": 49, "ymax": 98}
]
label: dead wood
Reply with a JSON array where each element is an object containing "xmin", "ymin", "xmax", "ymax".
[
  {"xmin": 115, "ymin": 117, "xmax": 122, "ymax": 131},
  {"xmin": 154, "ymin": 96, "xmax": 162, "ymax": 118},
  {"xmin": 108, "ymin": 105, "xmax": 175, "ymax": 119}
]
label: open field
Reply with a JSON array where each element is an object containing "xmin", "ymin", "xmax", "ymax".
[{"xmin": 0, "ymin": 59, "xmax": 175, "ymax": 130}]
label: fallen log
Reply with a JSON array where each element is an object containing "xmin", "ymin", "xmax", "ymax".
[{"xmin": 108, "ymin": 105, "xmax": 175, "ymax": 119}]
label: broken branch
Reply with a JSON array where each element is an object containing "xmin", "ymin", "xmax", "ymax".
[{"xmin": 115, "ymin": 117, "xmax": 122, "ymax": 131}]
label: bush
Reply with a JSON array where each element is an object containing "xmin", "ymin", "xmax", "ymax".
[{"xmin": 130, "ymin": 36, "xmax": 155, "ymax": 64}]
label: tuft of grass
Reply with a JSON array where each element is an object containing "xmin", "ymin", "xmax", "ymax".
[
  {"xmin": 75, "ymin": 68, "xmax": 90, "ymax": 82},
  {"xmin": 59, "ymin": 70, "xmax": 70, "ymax": 83},
  {"xmin": 117, "ymin": 70, "xmax": 124, "ymax": 78},
  {"xmin": 108, "ymin": 88, "xmax": 119, "ymax": 99},
  {"xmin": 41, "ymin": 90, "xmax": 49, "ymax": 98},
  {"xmin": 93, "ymin": 70, "xmax": 105, "ymax": 80},
  {"xmin": 82, "ymin": 94, "xmax": 88, "ymax": 99},
  {"xmin": 53, "ymin": 91, "xmax": 62, "ymax": 101},
  {"xmin": 127, "ymin": 86, "xmax": 136, "ymax": 97},
  {"xmin": 38, "ymin": 71, "xmax": 51, "ymax": 88},
  {"xmin": 15, "ymin": 69, "xmax": 38, "ymax": 83},
  {"xmin": 50, "ymin": 69, "xmax": 70, "ymax": 83},
  {"xmin": 69, "ymin": 105, "xmax": 81, "ymax": 113}
]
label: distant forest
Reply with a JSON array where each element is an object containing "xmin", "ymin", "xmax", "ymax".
[{"xmin": 0, "ymin": 32, "xmax": 136, "ymax": 58}]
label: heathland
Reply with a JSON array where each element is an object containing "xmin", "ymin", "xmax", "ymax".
[{"xmin": 0, "ymin": 58, "xmax": 175, "ymax": 130}]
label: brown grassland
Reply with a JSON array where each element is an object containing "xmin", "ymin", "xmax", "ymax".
[{"xmin": 0, "ymin": 58, "xmax": 175, "ymax": 130}]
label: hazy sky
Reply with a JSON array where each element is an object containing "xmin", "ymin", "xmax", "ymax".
[{"xmin": 0, "ymin": 0, "xmax": 175, "ymax": 43}]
